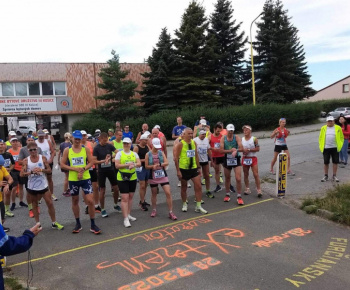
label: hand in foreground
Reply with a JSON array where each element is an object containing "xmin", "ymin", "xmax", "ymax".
[{"xmin": 29, "ymin": 223, "xmax": 42, "ymax": 236}]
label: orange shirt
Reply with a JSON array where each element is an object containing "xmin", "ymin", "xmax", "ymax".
[{"xmin": 8, "ymin": 148, "xmax": 21, "ymax": 171}]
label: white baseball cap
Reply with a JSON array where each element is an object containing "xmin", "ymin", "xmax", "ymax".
[
  {"xmin": 199, "ymin": 129, "xmax": 206, "ymax": 135},
  {"xmin": 43, "ymin": 129, "xmax": 49, "ymax": 134},
  {"xmin": 226, "ymin": 124, "xmax": 235, "ymax": 131},
  {"xmin": 326, "ymin": 116, "xmax": 335, "ymax": 121},
  {"xmin": 199, "ymin": 119, "xmax": 207, "ymax": 125},
  {"xmin": 140, "ymin": 133, "xmax": 149, "ymax": 140},
  {"xmin": 152, "ymin": 138, "xmax": 162, "ymax": 149},
  {"xmin": 122, "ymin": 138, "xmax": 132, "ymax": 143},
  {"xmin": 80, "ymin": 130, "xmax": 87, "ymax": 135},
  {"xmin": 154, "ymin": 125, "xmax": 161, "ymax": 129},
  {"xmin": 9, "ymin": 131, "xmax": 16, "ymax": 136},
  {"xmin": 10, "ymin": 137, "xmax": 18, "ymax": 142},
  {"xmin": 95, "ymin": 129, "xmax": 101, "ymax": 133}
]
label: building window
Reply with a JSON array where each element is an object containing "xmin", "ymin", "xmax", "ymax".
[
  {"xmin": 42, "ymin": 82, "xmax": 53, "ymax": 95},
  {"xmin": 15, "ymin": 82, "xmax": 28, "ymax": 96},
  {"xmin": 54, "ymin": 82, "xmax": 66, "ymax": 95},
  {"xmin": 343, "ymin": 84, "xmax": 349, "ymax": 93},
  {"xmin": 2, "ymin": 82, "xmax": 14, "ymax": 96},
  {"xmin": 29, "ymin": 82, "xmax": 40, "ymax": 95}
]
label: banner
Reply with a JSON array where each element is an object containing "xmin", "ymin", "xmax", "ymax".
[
  {"xmin": 276, "ymin": 153, "xmax": 287, "ymax": 198},
  {"xmin": 0, "ymin": 97, "xmax": 57, "ymax": 113}
]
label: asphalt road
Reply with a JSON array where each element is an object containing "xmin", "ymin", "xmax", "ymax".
[{"xmin": 4, "ymin": 131, "xmax": 350, "ymax": 289}]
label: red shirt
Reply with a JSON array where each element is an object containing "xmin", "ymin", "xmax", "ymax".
[{"xmin": 210, "ymin": 134, "xmax": 224, "ymax": 158}]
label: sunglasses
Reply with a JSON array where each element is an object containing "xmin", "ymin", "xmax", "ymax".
[{"xmin": 29, "ymin": 148, "xmax": 37, "ymax": 152}]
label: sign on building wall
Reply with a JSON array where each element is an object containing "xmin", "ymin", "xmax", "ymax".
[{"xmin": 0, "ymin": 97, "xmax": 57, "ymax": 113}]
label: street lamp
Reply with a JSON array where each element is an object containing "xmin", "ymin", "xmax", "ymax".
[{"xmin": 250, "ymin": 12, "xmax": 263, "ymax": 106}]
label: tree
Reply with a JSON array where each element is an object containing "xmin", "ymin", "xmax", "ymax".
[
  {"xmin": 252, "ymin": 0, "xmax": 316, "ymax": 103},
  {"xmin": 169, "ymin": 0, "xmax": 222, "ymax": 107},
  {"xmin": 208, "ymin": 0, "xmax": 248, "ymax": 105},
  {"xmin": 140, "ymin": 28, "xmax": 176, "ymax": 114},
  {"xmin": 94, "ymin": 50, "xmax": 139, "ymax": 120}
]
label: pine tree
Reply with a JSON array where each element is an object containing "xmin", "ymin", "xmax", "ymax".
[
  {"xmin": 208, "ymin": 0, "xmax": 248, "ymax": 105},
  {"xmin": 140, "ymin": 28, "xmax": 176, "ymax": 114},
  {"xmin": 170, "ymin": 0, "xmax": 222, "ymax": 107},
  {"xmin": 253, "ymin": 0, "xmax": 315, "ymax": 103},
  {"xmin": 94, "ymin": 50, "xmax": 139, "ymax": 120}
]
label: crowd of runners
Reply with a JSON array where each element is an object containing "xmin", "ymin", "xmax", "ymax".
[{"xmin": 0, "ymin": 114, "xmax": 348, "ymax": 234}]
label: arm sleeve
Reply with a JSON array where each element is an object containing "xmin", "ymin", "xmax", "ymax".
[{"xmin": 0, "ymin": 229, "xmax": 34, "ymax": 257}]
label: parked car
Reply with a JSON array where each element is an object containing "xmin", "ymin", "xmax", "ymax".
[
  {"xmin": 16, "ymin": 125, "xmax": 36, "ymax": 135},
  {"xmin": 320, "ymin": 111, "xmax": 327, "ymax": 118},
  {"xmin": 327, "ymin": 107, "xmax": 350, "ymax": 119}
]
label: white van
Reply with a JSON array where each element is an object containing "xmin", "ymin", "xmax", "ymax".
[{"xmin": 17, "ymin": 121, "xmax": 36, "ymax": 135}]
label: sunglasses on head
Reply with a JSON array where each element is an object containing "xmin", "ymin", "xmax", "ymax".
[{"xmin": 29, "ymin": 148, "xmax": 37, "ymax": 152}]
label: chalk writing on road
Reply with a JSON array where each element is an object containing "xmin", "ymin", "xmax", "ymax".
[
  {"xmin": 117, "ymin": 257, "xmax": 221, "ymax": 290},
  {"xmin": 252, "ymin": 228, "xmax": 312, "ymax": 248},
  {"xmin": 97, "ymin": 228, "xmax": 244, "ymax": 274},
  {"xmin": 132, "ymin": 218, "xmax": 212, "ymax": 242},
  {"xmin": 285, "ymin": 238, "xmax": 348, "ymax": 288}
]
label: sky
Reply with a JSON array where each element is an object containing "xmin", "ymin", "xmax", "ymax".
[{"xmin": 0, "ymin": 0, "xmax": 349, "ymax": 91}]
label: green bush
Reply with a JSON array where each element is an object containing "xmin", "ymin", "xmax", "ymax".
[{"xmin": 319, "ymin": 99, "xmax": 350, "ymax": 113}]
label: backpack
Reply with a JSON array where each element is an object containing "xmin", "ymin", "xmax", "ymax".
[{"xmin": 148, "ymin": 150, "xmax": 164, "ymax": 165}]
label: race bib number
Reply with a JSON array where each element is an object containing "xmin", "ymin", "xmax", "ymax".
[
  {"xmin": 226, "ymin": 155, "xmax": 237, "ymax": 166},
  {"xmin": 101, "ymin": 161, "xmax": 111, "ymax": 168},
  {"xmin": 72, "ymin": 157, "xmax": 84, "ymax": 166},
  {"xmin": 214, "ymin": 143, "xmax": 220, "ymax": 149},
  {"xmin": 13, "ymin": 155, "xmax": 19, "ymax": 162},
  {"xmin": 154, "ymin": 169, "xmax": 165, "ymax": 179},
  {"xmin": 243, "ymin": 158, "xmax": 252, "ymax": 166},
  {"xmin": 4, "ymin": 159, "xmax": 11, "ymax": 168},
  {"xmin": 198, "ymin": 148, "xmax": 207, "ymax": 155},
  {"xmin": 186, "ymin": 150, "xmax": 195, "ymax": 158},
  {"xmin": 136, "ymin": 166, "xmax": 143, "ymax": 172}
]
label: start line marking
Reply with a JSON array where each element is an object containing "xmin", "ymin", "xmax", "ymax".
[{"xmin": 9, "ymin": 198, "xmax": 274, "ymax": 268}]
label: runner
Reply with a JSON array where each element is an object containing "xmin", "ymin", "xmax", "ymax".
[
  {"xmin": 338, "ymin": 116, "xmax": 349, "ymax": 167},
  {"xmin": 5, "ymin": 131, "xmax": 16, "ymax": 149},
  {"xmin": 195, "ymin": 115, "xmax": 210, "ymax": 127},
  {"xmin": 58, "ymin": 133, "xmax": 72, "ymax": 197},
  {"xmin": 108, "ymin": 129, "xmax": 116, "ymax": 141},
  {"xmin": 122, "ymin": 125, "xmax": 134, "ymax": 142},
  {"xmin": 241, "ymin": 125, "xmax": 262, "ymax": 198},
  {"xmin": 173, "ymin": 133, "xmax": 191, "ymax": 188},
  {"xmin": 145, "ymin": 138, "xmax": 177, "ymax": 220},
  {"xmin": 172, "ymin": 117, "xmax": 186, "ymax": 140},
  {"xmin": 193, "ymin": 119, "xmax": 210, "ymax": 138},
  {"xmin": 149, "ymin": 128, "xmax": 167, "ymax": 157},
  {"xmin": 220, "ymin": 124, "xmax": 244, "ymax": 205},
  {"xmin": 111, "ymin": 130, "xmax": 123, "ymax": 152},
  {"xmin": 43, "ymin": 129, "xmax": 56, "ymax": 148},
  {"xmin": 319, "ymin": 116, "xmax": 344, "ymax": 182},
  {"xmin": 208, "ymin": 123, "xmax": 224, "ymax": 193},
  {"xmin": 36, "ymin": 129, "xmax": 57, "ymax": 201},
  {"xmin": 154, "ymin": 125, "xmax": 165, "ymax": 139},
  {"xmin": 81, "ymin": 130, "xmax": 100, "ymax": 213},
  {"xmin": 270, "ymin": 118, "xmax": 294, "ymax": 175},
  {"xmin": 194, "ymin": 130, "xmax": 213, "ymax": 198},
  {"xmin": 133, "ymin": 133, "xmax": 150, "ymax": 211},
  {"xmin": 60, "ymin": 130, "xmax": 101, "ymax": 234},
  {"xmin": 93, "ymin": 132, "xmax": 120, "ymax": 217},
  {"xmin": 0, "ymin": 139, "xmax": 15, "ymax": 217},
  {"xmin": 115, "ymin": 138, "xmax": 141, "ymax": 228},
  {"xmin": 8, "ymin": 137, "xmax": 28, "ymax": 210},
  {"xmin": 20, "ymin": 142, "xmax": 64, "ymax": 230},
  {"xmin": 136, "ymin": 123, "xmax": 149, "ymax": 144},
  {"xmin": 18, "ymin": 135, "xmax": 43, "ymax": 218},
  {"xmin": 174, "ymin": 128, "xmax": 208, "ymax": 214},
  {"xmin": 0, "ymin": 155, "xmax": 14, "ymax": 232}
]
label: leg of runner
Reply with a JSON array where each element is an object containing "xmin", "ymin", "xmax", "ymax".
[
  {"xmin": 213, "ymin": 162, "xmax": 222, "ymax": 193},
  {"xmin": 223, "ymin": 167, "xmax": 232, "ymax": 202},
  {"xmin": 127, "ymin": 192, "xmax": 135, "ymax": 218},
  {"xmin": 234, "ymin": 166, "xmax": 243, "ymax": 205},
  {"xmin": 46, "ymin": 174, "xmax": 56, "ymax": 201},
  {"xmin": 112, "ymin": 185, "xmax": 121, "ymax": 212},
  {"xmin": 139, "ymin": 180, "xmax": 148, "ymax": 211},
  {"xmin": 86, "ymin": 191, "xmax": 100, "ymax": 234},
  {"xmin": 121, "ymin": 193, "xmax": 129, "ymax": 219},
  {"xmin": 71, "ymin": 195, "xmax": 82, "ymax": 232},
  {"xmin": 270, "ymin": 152, "xmax": 279, "ymax": 174},
  {"xmin": 251, "ymin": 164, "xmax": 262, "ymax": 197},
  {"xmin": 62, "ymin": 172, "xmax": 69, "ymax": 196},
  {"xmin": 99, "ymin": 187, "xmax": 107, "ymax": 216},
  {"xmin": 284, "ymin": 150, "xmax": 295, "ymax": 175},
  {"xmin": 4, "ymin": 191, "xmax": 14, "ymax": 217},
  {"xmin": 150, "ymin": 186, "xmax": 157, "ymax": 217},
  {"xmin": 92, "ymin": 181, "xmax": 100, "ymax": 211},
  {"xmin": 163, "ymin": 184, "xmax": 177, "ymax": 220},
  {"xmin": 243, "ymin": 166, "xmax": 251, "ymax": 195},
  {"xmin": 42, "ymin": 190, "xmax": 64, "ymax": 229},
  {"xmin": 180, "ymin": 179, "xmax": 188, "ymax": 212},
  {"xmin": 193, "ymin": 175, "xmax": 207, "ymax": 214},
  {"xmin": 202, "ymin": 164, "xmax": 213, "ymax": 198},
  {"xmin": 31, "ymin": 194, "xmax": 40, "ymax": 224}
]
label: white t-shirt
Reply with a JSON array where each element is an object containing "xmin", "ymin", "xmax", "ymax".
[
  {"xmin": 115, "ymin": 151, "xmax": 139, "ymax": 160},
  {"xmin": 194, "ymin": 137, "xmax": 210, "ymax": 163},
  {"xmin": 325, "ymin": 126, "xmax": 336, "ymax": 149}
]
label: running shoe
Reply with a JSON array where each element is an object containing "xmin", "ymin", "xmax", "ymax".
[
  {"xmin": 38, "ymin": 198, "xmax": 42, "ymax": 204},
  {"xmin": 214, "ymin": 185, "xmax": 222, "ymax": 193},
  {"xmin": 144, "ymin": 201, "xmax": 150, "ymax": 206},
  {"xmin": 142, "ymin": 202, "xmax": 149, "ymax": 211},
  {"xmin": 206, "ymin": 191, "xmax": 214, "ymax": 198},
  {"xmin": 62, "ymin": 189, "xmax": 71, "ymax": 197},
  {"xmin": 224, "ymin": 195, "xmax": 231, "ymax": 202},
  {"xmin": 29, "ymin": 209, "xmax": 34, "ymax": 218},
  {"xmin": 332, "ymin": 176, "xmax": 340, "ymax": 182},
  {"xmin": 3, "ymin": 227, "xmax": 10, "ymax": 232},
  {"xmin": 169, "ymin": 212, "xmax": 177, "ymax": 220},
  {"xmin": 114, "ymin": 204, "xmax": 122, "ymax": 213},
  {"xmin": 5, "ymin": 210, "xmax": 14, "ymax": 217},
  {"xmin": 219, "ymin": 177, "xmax": 223, "ymax": 184},
  {"xmin": 90, "ymin": 225, "xmax": 101, "ymax": 235},
  {"xmin": 72, "ymin": 224, "xmax": 82, "ymax": 233},
  {"xmin": 220, "ymin": 172, "xmax": 223, "ymax": 177},
  {"xmin": 51, "ymin": 194, "xmax": 58, "ymax": 201},
  {"xmin": 201, "ymin": 178, "xmax": 206, "ymax": 185},
  {"xmin": 85, "ymin": 206, "xmax": 89, "ymax": 214},
  {"xmin": 124, "ymin": 219, "xmax": 131, "ymax": 228},
  {"xmin": 244, "ymin": 188, "xmax": 251, "ymax": 195},
  {"xmin": 237, "ymin": 197, "xmax": 244, "ymax": 205},
  {"xmin": 182, "ymin": 203, "xmax": 188, "ymax": 212},
  {"xmin": 19, "ymin": 201, "xmax": 28, "ymax": 207},
  {"xmin": 95, "ymin": 205, "xmax": 101, "ymax": 213},
  {"xmin": 270, "ymin": 170, "xmax": 275, "ymax": 175},
  {"xmin": 230, "ymin": 184, "xmax": 236, "ymax": 193},
  {"xmin": 257, "ymin": 190, "xmax": 263, "ymax": 198},
  {"xmin": 187, "ymin": 182, "xmax": 191, "ymax": 188},
  {"xmin": 287, "ymin": 170, "xmax": 295, "ymax": 176},
  {"xmin": 10, "ymin": 203, "xmax": 16, "ymax": 211},
  {"xmin": 177, "ymin": 181, "xmax": 181, "ymax": 187},
  {"xmin": 128, "ymin": 215, "xmax": 137, "ymax": 221},
  {"xmin": 321, "ymin": 175, "xmax": 328, "ymax": 182},
  {"xmin": 101, "ymin": 209, "xmax": 108, "ymax": 218},
  {"xmin": 150, "ymin": 209, "xmax": 157, "ymax": 217},
  {"xmin": 195, "ymin": 206, "xmax": 208, "ymax": 214},
  {"xmin": 194, "ymin": 199, "xmax": 204, "ymax": 204},
  {"xmin": 118, "ymin": 197, "xmax": 121, "ymax": 202},
  {"xmin": 52, "ymin": 222, "xmax": 64, "ymax": 230},
  {"xmin": 209, "ymin": 173, "xmax": 213, "ymax": 177}
]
